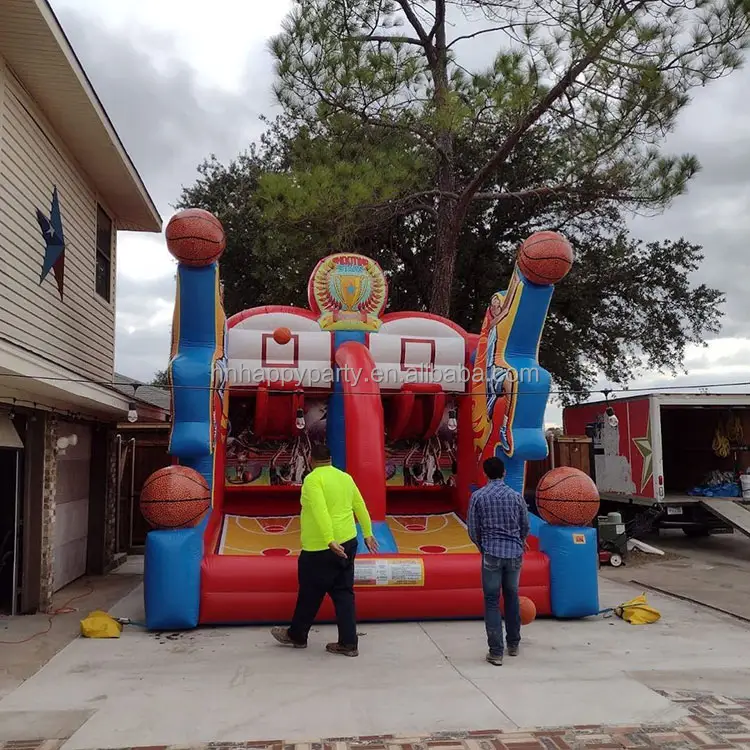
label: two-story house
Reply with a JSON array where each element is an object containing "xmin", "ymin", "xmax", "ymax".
[{"xmin": 0, "ymin": 0, "xmax": 166, "ymax": 615}]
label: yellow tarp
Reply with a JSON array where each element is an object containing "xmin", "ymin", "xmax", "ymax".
[
  {"xmin": 614, "ymin": 593, "xmax": 661, "ymax": 625},
  {"xmin": 80, "ymin": 610, "xmax": 122, "ymax": 638}
]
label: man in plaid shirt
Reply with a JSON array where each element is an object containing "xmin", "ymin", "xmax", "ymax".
[{"xmin": 467, "ymin": 457, "xmax": 529, "ymax": 666}]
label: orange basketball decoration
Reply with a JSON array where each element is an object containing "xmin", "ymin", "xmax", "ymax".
[
  {"xmin": 165, "ymin": 208, "xmax": 225, "ymax": 267},
  {"xmin": 273, "ymin": 326, "xmax": 292, "ymax": 345},
  {"xmin": 536, "ymin": 466, "xmax": 600, "ymax": 526},
  {"xmin": 140, "ymin": 465, "xmax": 211, "ymax": 530},
  {"xmin": 517, "ymin": 231, "xmax": 573, "ymax": 286},
  {"xmin": 520, "ymin": 596, "xmax": 537, "ymax": 625}
]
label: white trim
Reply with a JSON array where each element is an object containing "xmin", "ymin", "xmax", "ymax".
[
  {"xmin": 650, "ymin": 396, "xmax": 665, "ymax": 500},
  {"xmin": 0, "ymin": 338, "xmax": 167, "ymax": 420},
  {"xmin": 32, "ymin": 0, "xmax": 160, "ymax": 230},
  {"xmin": 654, "ymin": 393, "xmax": 750, "ymax": 407},
  {"xmin": 578, "ymin": 392, "xmax": 750, "ymax": 408}
]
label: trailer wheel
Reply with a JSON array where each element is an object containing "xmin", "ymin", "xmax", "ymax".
[{"xmin": 609, "ymin": 553, "xmax": 623, "ymax": 567}]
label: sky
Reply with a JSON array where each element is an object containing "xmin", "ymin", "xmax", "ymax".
[{"xmin": 50, "ymin": 0, "xmax": 750, "ymax": 425}]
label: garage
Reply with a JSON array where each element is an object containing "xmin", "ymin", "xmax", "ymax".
[{"xmin": 53, "ymin": 421, "xmax": 92, "ymax": 592}]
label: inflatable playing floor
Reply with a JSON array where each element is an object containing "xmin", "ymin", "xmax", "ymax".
[{"xmin": 143, "ymin": 211, "xmax": 600, "ymax": 629}]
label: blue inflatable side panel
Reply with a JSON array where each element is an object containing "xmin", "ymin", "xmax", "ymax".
[
  {"xmin": 169, "ymin": 265, "xmax": 221, "ymax": 459},
  {"xmin": 144, "ymin": 514, "xmax": 208, "ymax": 630},
  {"xmin": 144, "ymin": 262, "xmax": 222, "ymax": 631},
  {"xmin": 539, "ymin": 523, "xmax": 599, "ymax": 618},
  {"xmin": 501, "ymin": 280, "xmax": 554, "ymax": 494},
  {"xmin": 328, "ymin": 331, "xmax": 366, "ymax": 470},
  {"xmin": 356, "ymin": 520, "xmax": 398, "ymax": 555}
]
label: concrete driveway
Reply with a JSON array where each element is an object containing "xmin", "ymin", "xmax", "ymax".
[
  {"xmin": 1, "ymin": 575, "xmax": 749, "ymax": 749},
  {"xmin": 602, "ymin": 529, "xmax": 750, "ymax": 620}
]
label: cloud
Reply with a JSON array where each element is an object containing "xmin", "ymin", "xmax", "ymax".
[
  {"xmin": 54, "ymin": 4, "xmax": 274, "ymax": 214},
  {"xmin": 50, "ymin": 1, "xmax": 291, "ymax": 380},
  {"xmin": 50, "ymin": 0, "xmax": 750, "ymax": 389},
  {"xmin": 627, "ymin": 69, "xmax": 750, "ymax": 339},
  {"xmin": 114, "ymin": 274, "xmax": 175, "ymax": 382}
]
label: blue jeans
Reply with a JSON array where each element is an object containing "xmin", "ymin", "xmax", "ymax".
[{"xmin": 481, "ymin": 554, "xmax": 522, "ymax": 656}]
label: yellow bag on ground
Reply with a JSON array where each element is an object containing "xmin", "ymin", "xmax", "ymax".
[
  {"xmin": 614, "ymin": 593, "xmax": 661, "ymax": 625},
  {"xmin": 80, "ymin": 610, "xmax": 122, "ymax": 638}
]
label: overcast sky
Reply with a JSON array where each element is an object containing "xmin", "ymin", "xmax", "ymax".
[{"xmin": 50, "ymin": 0, "xmax": 750, "ymax": 424}]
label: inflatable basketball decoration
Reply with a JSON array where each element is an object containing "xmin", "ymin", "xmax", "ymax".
[
  {"xmin": 140, "ymin": 465, "xmax": 211, "ymax": 530},
  {"xmin": 273, "ymin": 326, "xmax": 292, "ymax": 345},
  {"xmin": 520, "ymin": 595, "xmax": 537, "ymax": 625},
  {"xmin": 165, "ymin": 208, "xmax": 226, "ymax": 267},
  {"xmin": 536, "ymin": 466, "xmax": 600, "ymax": 526},
  {"xmin": 517, "ymin": 231, "xmax": 574, "ymax": 286}
]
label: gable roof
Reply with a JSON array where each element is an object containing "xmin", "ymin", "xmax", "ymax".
[
  {"xmin": 113, "ymin": 373, "xmax": 172, "ymax": 412},
  {"xmin": 0, "ymin": 0, "xmax": 161, "ymax": 232}
]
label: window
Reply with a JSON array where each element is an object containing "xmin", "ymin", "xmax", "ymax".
[{"xmin": 96, "ymin": 205, "xmax": 112, "ymax": 301}]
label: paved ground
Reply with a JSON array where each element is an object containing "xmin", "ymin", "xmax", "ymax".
[
  {"xmin": 1, "ymin": 571, "xmax": 750, "ymax": 749},
  {"xmin": 3, "ymin": 691, "xmax": 750, "ymax": 749},
  {"xmin": 2, "ymin": 536, "xmax": 750, "ymax": 750},
  {"xmin": 0, "ymin": 560, "xmax": 142, "ymax": 700},
  {"xmin": 601, "ymin": 529, "xmax": 750, "ymax": 620}
]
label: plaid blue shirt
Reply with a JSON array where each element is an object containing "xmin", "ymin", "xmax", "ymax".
[{"xmin": 467, "ymin": 479, "xmax": 529, "ymax": 559}]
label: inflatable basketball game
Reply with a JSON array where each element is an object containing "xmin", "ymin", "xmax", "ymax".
[{"xmin": 142, "ymin": 209, "xmax": 600, "ymax": 630}]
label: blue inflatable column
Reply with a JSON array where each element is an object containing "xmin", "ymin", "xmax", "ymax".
[
  {"xmin": 144, "ymin": 263, "xmax": 224, "ymax": 630},
  {"xmin": 501, "ymin": 279, "xmax": 554, "ymax": 493}
]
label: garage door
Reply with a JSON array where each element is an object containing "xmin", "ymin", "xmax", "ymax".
[{"xmin": 53, "ymin": 422, "xmax": 91, "ymax": 592}]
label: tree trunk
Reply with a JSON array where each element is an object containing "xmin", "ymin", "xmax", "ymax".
[
  {"xmin": 427, "ymin": 0, "xmax": 458, "ymax": 318},
  {"xmin": 430, "ymin": 200, "xmax": 459, "ymax": 316}
]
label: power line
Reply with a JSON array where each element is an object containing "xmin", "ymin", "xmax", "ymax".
[{"xmin": 0, "ymin": 371, "xmax": 749, "ymax": 399}]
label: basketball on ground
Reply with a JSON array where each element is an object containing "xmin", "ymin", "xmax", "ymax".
[
  {"xmin": 535, "ymin": 466, "xmax": 600, "ymax": 526},
  {"xmin": 520, "ymin": 596, "xmax": 537, "ymax": 625},
  {"xmin": 165, "ymin": 208, "xmax": 226, "ymax": 267},
  {"xmin": 517, "ymin": 231, "xmax": 574, "ymax": 286},
  {"xmin": 273, "ymin": 326, "xmax": 292, "ymax": 345},
  {"xmin": 140, "ymin": 465, "xmax": 211, "ymax": 530}
]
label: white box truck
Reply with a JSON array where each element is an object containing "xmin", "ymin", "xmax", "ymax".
[{"xmin": 563, "ymin": 393, "xmax": 750, "ymax": 538}]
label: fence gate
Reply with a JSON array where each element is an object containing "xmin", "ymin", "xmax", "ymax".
[{"xmin": 118, "ymin": 434, "xmax": 171, "ymax": 551}]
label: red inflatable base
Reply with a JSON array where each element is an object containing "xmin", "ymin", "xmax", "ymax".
[{"xmin": 199, "ymin": 550, "xmax": 551, "ymax": 624}]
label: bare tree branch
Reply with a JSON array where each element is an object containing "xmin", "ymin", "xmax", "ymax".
[
  {"xmin": 349, "ymin": 34, "xmax": 426, "ymax": 46},
  {"xmin": 457, "ymin": 0, "xmax": 649, "ymax": 219},
  {"xmin": 447, "ymin": 25, "xmax": 518, "ymax": 49},
  {"xmin": 396, "ymin": 0, "xmax": 432, "ymax": 45}
]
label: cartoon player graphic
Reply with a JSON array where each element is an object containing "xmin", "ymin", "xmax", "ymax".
[
  {"xmin": 482, "ymin": 271, "xmax": 523, "ymax": 455},
  {"xmin": 403, "ymin": 436, "xmax": 447, "ymax": 486},
  {"xmin": 270, "ymin": 433, "xmax": 312, "ymax": 485}
]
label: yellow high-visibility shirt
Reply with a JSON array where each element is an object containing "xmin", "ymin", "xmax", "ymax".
[{"xmin": 299, "ymin": 465, "xmax": 373, "ymax": 552}]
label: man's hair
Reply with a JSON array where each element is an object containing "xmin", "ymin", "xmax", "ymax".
[
  {"xmin": 311, "ymin": 443, "xmax": 331, "ymax": 463},
  {"xmin": 483, "ymin": 457, "xmax": 506, "ymax": 480}
]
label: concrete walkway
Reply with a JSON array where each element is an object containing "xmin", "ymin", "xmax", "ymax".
[
  {"xmin": 0, "ymin": 563, "xmax": 142, "ymax": 700},
  {"xmin": 1, "ymin": 576, "xmax": 749, "ymax": 749},
  {"xmin": 2, "ymin": 690, "xmax": 750, "ymax": 749}
]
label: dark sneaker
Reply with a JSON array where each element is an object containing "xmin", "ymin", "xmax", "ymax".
[
  {"xmin": 271, "ymin": 627, "xmax": 306, "ymax": 648},
  {"xmin": 326, "ymin": 642, "xmax": 358, "ymax": 657},
  {"xmin": 486, "ymin": 652, "xmax": 503, "ymax": 666},
  {"xmin": 508, "ymin": 644, "xmax": 519, "ymax": 657}
]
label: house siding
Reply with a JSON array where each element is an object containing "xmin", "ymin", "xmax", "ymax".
[{"xmin": 0, "ymin": 57, "xmax": 117, "ymax": 383}]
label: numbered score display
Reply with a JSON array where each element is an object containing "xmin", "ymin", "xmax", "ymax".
[{"xmin": 354, "ymin": 558, "xmax": 425, "ymax": 587}]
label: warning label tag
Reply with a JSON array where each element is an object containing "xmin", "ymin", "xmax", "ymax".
[
  {"xmin": 572, "ymin": 533, "xmax": 586, "ymax": 544},
  {"xmin": 354, "ymin": 558, "xmax": 425, "ymax": 587}
]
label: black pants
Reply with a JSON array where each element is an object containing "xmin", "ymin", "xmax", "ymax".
[{"xmin": 288, "ymin": 537, "xmax": 358, "ymax": 647}]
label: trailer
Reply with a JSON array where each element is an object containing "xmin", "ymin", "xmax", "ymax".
[{"xmin": 563, "ymin": 393, "xmax": 750, "ymax": 539}]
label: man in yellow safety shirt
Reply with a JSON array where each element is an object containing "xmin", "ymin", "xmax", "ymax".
[{"xmin": 271, "ymin": 443, "xmax": 378, "ymax": 656}]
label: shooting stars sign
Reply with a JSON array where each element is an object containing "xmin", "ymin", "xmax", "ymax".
[{"xmin": 37, "ymin": 187, "xmax": 66, "ymax": 300}]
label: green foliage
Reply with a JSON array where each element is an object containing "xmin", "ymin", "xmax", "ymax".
[
  {"xmin": 178, "ymin": 0, "xmax": 746, "ymax": 395},
  {"xmin": 151, "ymin": 369, "xmax": 170, "ymax": 388}
]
